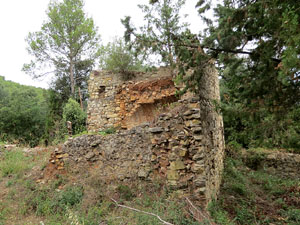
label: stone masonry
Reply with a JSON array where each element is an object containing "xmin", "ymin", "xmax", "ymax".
[
  {"xmin": 87, "ymin": 68, "xmax": 178, "ymax": 130},
  {"xmin": 67, "ymin": 65, "xmax": 226, "ymax": 204}
]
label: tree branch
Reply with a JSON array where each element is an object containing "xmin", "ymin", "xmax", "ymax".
[
  {"xmin": 203, "ymin": 46, "xmax": 281, "ymax": 62},
  {"xmin": 128, "ymin": 30, "xmax": 281, "ymax": 63},
  {"xmin": 185, "ymin": 197, "xmax": 216, "ymax": 225},
  {"xmin": 110, "ymin": 198, "xmax": 174, "ymax": 225}
]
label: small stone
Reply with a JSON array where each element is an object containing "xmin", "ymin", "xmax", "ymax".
[
  {"xmin": 138, "ymin": 169, "xmax": 149, "ymax": 178},
  {"xmin": 62, "ymin": 153, "xmax": 69, "ymax": 158},
  {"xmin": 192, "ymin": 163, "xmax": 204, "ymax": 173},
  {"xmin": 194, "ymin": 135, "xmax": 203, "ymax": 141},
  {"xmin": 180, "ymin": 140, "xmax": 190, "ymax": 147},
  {"xmin": 55, "ymin": 148, "xmax": 63, "ymax": 154},
  {"xmin": 149, "ymin": 127, "xmax": 164, "ymax": 133},
  {"xmin": 192, "ymin": 127, "xmax": 202, "ymax": 134},
  {"xmin": 167, "ymin": 170, "xmax": 179, "ymax": 180},
  {"xmin": 56, "ymin": 154, "xmax": 64, "ymax": 159},
  {"xmin": 183, "ymin": 110, "xmax": 194, "ymax": 116},
  {"xmin": 85, "ymin": 152, "xmax": 95, "ymax": 160},
  {"xmin": 179, "ymin": 149, "xmax": 187, "ymax": 157},
  {"xmin": 4, "ymin": 144, "xmax": 16, "ymax": 150},
  {"xmin": 170, "ymin": 159, "xmax": 185, "ymax": 170},
  {"xmin": 184, "ymin": 108, "xmax": 200, "ymax": 116},
  {"xmin": 159, "ymin": 159, "xmax": 170, "ymax": 167},
  {"xmin": 90, "ymin": 139, "xmax": 101, "ymax": 147},
  {"xmin": 169, "ymin": 152, "xmax": 177, "ymax": 161},
  {"xmin": 160, "ymin": 167, "xmax": 167, "ymax": 174},
  {"xmin": 188, "ymin": 113, "xmax": 201, "ymax": 119},
  {"xmin": 184, "ymin": 120, "xmax": 201, "ymax": 127},
  {"xmin": 194, "ymin": 177, "xmax": 206, "ymax": 187},
  {"xmin": 195, "ymin": 187, "xmax": 206, "ymax": 195},
  {"xmin": 151, "ymin": 155, "xmax": 157, "ymax": 161},
  {"xmin": 192, "ymin": 152, "xmax": 204, "ymax": 160}
]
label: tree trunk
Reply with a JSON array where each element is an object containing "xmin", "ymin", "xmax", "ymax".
[
  {"xmin": 78, "ymin": 87, "xmax": 83, "ymax": 109},
  {"xmin": 70, "ymin": 58, "xmax": 75, "ymax": 97}
]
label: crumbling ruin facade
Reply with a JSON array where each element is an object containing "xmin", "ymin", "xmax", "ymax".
[
  {"xmin": 63, "ymin": 66, "xmax": 225, "ymax": 204},
  {"xmin": 87, "ymin": 68, "xmax": 178, "ymax": 130}
]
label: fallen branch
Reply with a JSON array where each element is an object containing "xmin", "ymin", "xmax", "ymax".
[
  {"xmin": 110, "ymin": 198, "xmax": 174, "ymax": 225},
  {"xmin": 185, "ymin": 197, "xmax": 216, "ymax": 225}
]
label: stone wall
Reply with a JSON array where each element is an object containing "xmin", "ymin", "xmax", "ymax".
[
  {"xmin": 55, "ymin": 96, "xmax": 224, "ymax": 204},
  {"xmin": 87, "ymin": 69, "xmax": 177, "ymax": 131},
  {"xmin": 242, "ymin": 149, "xmax": 300, "ymax": 179},
  {"xmin": 80, "ymin": 65, "xmax": 225, "ymax": 204}
]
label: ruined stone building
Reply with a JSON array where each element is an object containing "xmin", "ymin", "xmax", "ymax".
[{"xmin": 61, "ymin": 65, "xmax": 225, "ymax": 205}]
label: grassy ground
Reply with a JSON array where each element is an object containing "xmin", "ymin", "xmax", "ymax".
[
  {"xmin": 0, "ymin": 146, "xmax": 299, "ymax": 225},
  {"xmin": 208, "ymin": 150, "xmax": 300, "ymax": 225},
  {"xmin": 0, "ymin": 147, "xmax": 203, "ymax": 225}
]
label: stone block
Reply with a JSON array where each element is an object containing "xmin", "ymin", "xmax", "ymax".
[
  {"xmin": 170, "ymin": 159, "xmax": 185, "ymax": 170},
  {"xmin": 167, "ymin": 170, "xmax": 179, "ymax": 180},
  {"xmin": 149, "ymin": 127, "xmax": 164, "ymax": 133}
]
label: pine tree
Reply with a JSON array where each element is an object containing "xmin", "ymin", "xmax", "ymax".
[{"xmin": 23, "ymin": 0, "xmax": 101, "ymax": 99}]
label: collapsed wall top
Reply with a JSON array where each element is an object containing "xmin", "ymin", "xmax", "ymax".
[{"xmin": 87, "ymin": 68, "xmax": 178, "ymax": 131}]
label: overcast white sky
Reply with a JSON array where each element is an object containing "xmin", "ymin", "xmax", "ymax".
[{"xmin": 0, "ymin": 0, "xmax": 203, "ymax": 89}]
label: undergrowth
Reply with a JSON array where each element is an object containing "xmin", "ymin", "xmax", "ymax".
[
  {"xmin": 1, "ymin": 146, "xmax": 299, "ymax": 225},
  {"xmin": 209, "ymin": 149, "xmax": 300, "ymax": 225},
  {"xmin": 0, "ymin": 148, "xmax": 33, "ymax": 177},
  {"xmin": 0, "ymin": 148, "xmax": 204, "ymax": 225}
]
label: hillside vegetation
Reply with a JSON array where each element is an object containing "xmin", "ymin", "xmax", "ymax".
[{"xmin": 0, "ymin": 76, "xmax": 48, "ymax": 147}]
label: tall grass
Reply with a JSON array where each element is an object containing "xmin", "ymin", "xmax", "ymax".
[{"xmin": 0, "ymin": 149, "xmax": 32, "ymax": 177}]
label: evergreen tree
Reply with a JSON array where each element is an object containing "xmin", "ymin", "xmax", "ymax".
[
  {"xmin": 99, "ymin": 37, "xmax": 144, "ymax": 80},
  {"xmin": 197, "ymin": 0, "xmax": 300, "ymax": 112},
  {"xmin": 195, "ymin": 0, "xmax": 300, "ymax": 147},
  {"xmin": 122, "ymin": 0, "xmax": 188, "ymax": 68},
  {"xmin": 23, "ymin": 0, "xmax": 101, "ymax": 99}
]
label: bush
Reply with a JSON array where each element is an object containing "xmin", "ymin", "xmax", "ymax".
[
  {"xmin": 24, "ymin": 185, "xmax": 84, "ymax": 216},
  {"xmin": 62, "ymin": 98, "xmax": 86, "ymax": 135},
  {"xmin": 222, "ymin": 99, "xmax": 300, "ymax": 150},
  {"xmin": 117, "ymin": 185, "xmax": 134, "ymax": 201},
  {"xmin": 0, "ymin": 77, "xmax": 48, "ymax": 147},
  {"xmin": 99, "ymin": 38, "xmax": 144, "ymax": 80}
]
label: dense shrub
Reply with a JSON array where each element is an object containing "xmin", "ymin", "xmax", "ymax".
[
  {"xmin": 99, "ymin": 38, "xmax": 144, "ymax": 80},
  {"xmin": 62, "ymin": 98, "xmax": 87, "ymax": 135},
  {"xmin": 0, "ymin": 76, "xmax": 47, "ymax": 147},
  {"xmin": 221, "ymin": 79, "xmax": 300, "ymax": 150}
]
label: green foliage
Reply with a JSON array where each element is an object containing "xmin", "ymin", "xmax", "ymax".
[
  {"xmin": 24, "ymin": 185, "xmax": 84, "ymax": 216},
  {"xmin": 81, "ymin": 202, "xmax": 111, "ymax": 225},
  {"xmin": 222, "ymin": 158, "xmax": 249, "ymax": 197},
  {"xmin": 117, "ymin": 185, "xmax": 134, "ymax": 201},
  {"xmin": 44, "ymin": 89, "xmax": 67, "ymax": 145},
  {"xmin": 98, "ymin": 127, "xmax": 116, "ymax": 135},
  {"xmin": 59, "ymin": 186, "xmax": 84, "ymax": 207},
  {"xmin": 0, "ymin": 77, "xmax": 48, "ymax": 146},
  {"xmin": 196, "ymin": 0, "xmax": 300, "ymax": 149},
  {"xmin": 99, "ymin": 38, "xmax": 144, "ymax": 80},
  {"xmin": 221, "ymin": 88, "xmax": 300, "ymax": 148},
  {"xmin": 23, "ymin": 0, "xmax": 101, "ymax": 98},
  {"xmin": 282, "ymin": 209, "xmax": 300, "ymax": 224},
  {"xmin": 62, "ymin": 98, "xmax": 86, "ymax": 135},
  {"xmin": 0, "ymin": 149, "xmax": 33, "ymax": 177},
  {"xmin": 0, "ymin": 203, "xmax": 8, "ymax": 225},
  {"xmin": 208, "ymin": 200, "xmax": 233, "ymax": 225},
  {"xmin": 242, "ymin": 149, "xmax": 266, "ymax": 170},
  {"xmin": 209, "ymin": 154, "xmax": 300, "ymax": 225},
  {"xmin": 122, "ymin": 0, "xmax": 189, "ymax": 67}
]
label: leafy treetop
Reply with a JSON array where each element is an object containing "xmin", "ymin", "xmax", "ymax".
[{"xmin": 23, "ymin": 0, "xmax": 101, "ymax": 98}]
